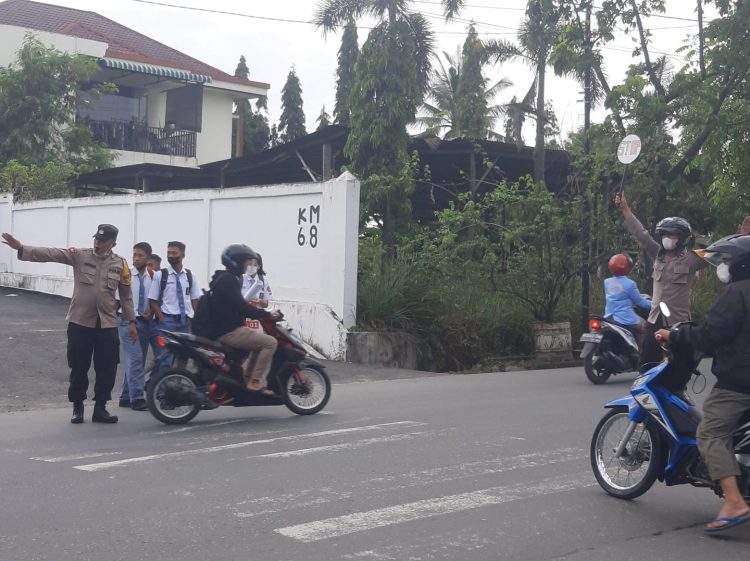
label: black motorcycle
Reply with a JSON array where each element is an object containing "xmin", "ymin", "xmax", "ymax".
[
  {"xmin": 580, "ymin": 316, "xmax": 641, "ymax": 384},
  {"xmin": 145, "ymin": 314, "xmax": 331, "ymax": 424}
]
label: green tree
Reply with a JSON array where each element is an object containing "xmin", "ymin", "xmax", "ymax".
[
  {"xmin": 232, "ymin": 55, "xmax": 270, "ymax": 155},
  {"xmin": 484, "ymin": 0, "xmax": 563, "ymax": 183},
  {"xmin": 314, "ymin": 0, "xmax": 466, "ymax": 93},
  {"xmin": 278, "ymin": 68, "xmax": 307, "ymax": 143},
  {"xmin": 346, "ymin": 21, "xmax": 422, "ymax": 256},
  {"xmin": 0, "ymin": 35, "xmax": 113, "ymax": 199},
  {"xmin": 419, "ymin": 27, "xmax": 511, "ymax": 139},
  {"xmin": 316, "ymin": 106, "xmax": 332, "ymax": 130},
  {"xmin": 334, "ymin": 18, "xmax": 359, "ymax": 126}
]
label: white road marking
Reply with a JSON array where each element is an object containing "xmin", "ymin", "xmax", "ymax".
[
  {"xmin": 31, "ymin": 451, "xmax": 123, "ymax": 463},
  {"xmin": 253, "ymin": 431, "xmax": 432, "ymax": 459},
  {"xmin": 231, "ymin": 448, "xmax": 583, "ymax": 520},
  {"xmin": 30, "ymin": 329, "xmax": 67, "ymax": 332},
  {"xmin": 275, "ymin": 473, "xmax": 594, "ymax": 542},
  {"xmin": 154, "ymin": 419, "xmax": 247, "ymax": 434},
  {"xmin": 73, "ymin": 421, "xmax": 425, "ymax": 472}
]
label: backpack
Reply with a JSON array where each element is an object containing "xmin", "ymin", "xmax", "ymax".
[
  {"xmin": 190, "ymin": 289, "xmax": 214, "ymax": 338},
  {"xmin": 159, "ymin": 268, "xmax": 193, "ymax": 304}
]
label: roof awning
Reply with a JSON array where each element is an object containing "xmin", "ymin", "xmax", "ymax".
[{"xmin": 98, "ymin": 58, "xmax": 213, "ymax": 83}]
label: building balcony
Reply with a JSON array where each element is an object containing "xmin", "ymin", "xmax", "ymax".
[{"xmin": 84, "ymin": 118, "xmax": 197, "ymax": 158}]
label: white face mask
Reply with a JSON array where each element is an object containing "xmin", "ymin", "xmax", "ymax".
[
  {"xmin": 661, "ymin": 237, "xmax": 677, "ymax": 251},
  {"xmin": 716, "ymin": 263, "xmax": 731, "ymax": 284},
  {"xmin": 246, "ymin": 266, "xmax": 258, "ymax": 276}
]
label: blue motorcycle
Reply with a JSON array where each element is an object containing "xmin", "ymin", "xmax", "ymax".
[{"xmin": 590, "ymin": 304, "xmax": 750, "ymax": 500}]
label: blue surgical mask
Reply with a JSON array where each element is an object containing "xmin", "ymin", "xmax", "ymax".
[{"xmin": 247, "ymin": 266, "xmax": 258, "ymax": 276}]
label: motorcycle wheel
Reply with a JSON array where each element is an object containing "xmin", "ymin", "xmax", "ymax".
[
  {"xmin": 283, "ymin": 364, "xmax": 331, "ymax": 415},
  {"xmin": 585, "ymin": 352, "xmax": 611, "ymax": 385},
  {"xmin": 590, "ymin": 407, "xmax": 662, "ymax": 499},
  {"xmin": 146, "ymin": 368, "xmax": 202, "ymax": 425}
]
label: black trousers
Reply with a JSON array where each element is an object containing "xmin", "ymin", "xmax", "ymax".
[
  {"xmin": 67, "ymin": 321, "xmax": 119, "ymax": 404},
  {"xmin": 640, "ymin": 316, "xmax": 665, "ymax": 373}
]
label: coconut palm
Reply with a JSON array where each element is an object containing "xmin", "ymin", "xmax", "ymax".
[
  {"xmin": 313, "ymin": 0, "xmax": 466, "ymax": 91},
  {"xmin": 484, "ymin": 0, "xmax": 562, "ymax": 183},
  {"xmin": 418, "ymin": 49, "xmax": 512, "ymax": 140}
]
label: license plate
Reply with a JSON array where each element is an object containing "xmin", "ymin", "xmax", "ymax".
[
  {"xmin": 245, "ymin": 319, "xmax": 260, "ymax": 329},
  {"xmin": 580, "ymin": 333, "xmax": 602, "ymax": 343}
]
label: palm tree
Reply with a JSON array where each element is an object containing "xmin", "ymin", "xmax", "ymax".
[
  {"xmin": 484, "ymin": 0, "xmax": 562, "ymax": 183},
  {"xmin": 313, "ymin": 0, "xmax": 466, "ymax": 91},
  {"xmin": 418, "ymin": 49, "xmax": 511, "ymax": 140}
]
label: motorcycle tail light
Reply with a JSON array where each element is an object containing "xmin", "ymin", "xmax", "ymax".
[
  {"xmin": 156, "ymin": 336, "xmax": 168, "ymax": 347},
  {"xmin": 589, "ymin": 319, "xmax": 602, "ymax": 332}
]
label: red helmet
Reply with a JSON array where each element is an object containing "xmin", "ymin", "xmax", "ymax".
[{"xmin": 608, "ymin": 254, "xmax": 633, "ymax": 276}]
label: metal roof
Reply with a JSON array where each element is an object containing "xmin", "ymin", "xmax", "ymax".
[{"xmin": 98, "ymin": 58, "xmax": 213, "ymax": 83}]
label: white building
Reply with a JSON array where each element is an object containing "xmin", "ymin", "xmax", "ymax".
[{"xmin": 0, "ymin": 0, "xmax": 269, "ymax": 167}]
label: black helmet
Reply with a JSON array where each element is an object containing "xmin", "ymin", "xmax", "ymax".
[
  {"xmin": 655, "ymin": 217, "xmax": 692, "ymax": 247},
  {"xmin": 221, "ymin": 244, "xmax": 257, "ymax": 275},
  {"xmin": 701, "ymin": 234, "xmax": 750, "ymax": 281}
]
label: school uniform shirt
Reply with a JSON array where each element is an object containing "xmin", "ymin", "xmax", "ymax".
[
  {"xmin": 148, "ymin": 266, "xmax": 202, "ymax": 317},
  {"xmin": 604, "ymin": 275, "xmax": 652, "ymax": 326},
  {"xmin": 241, "ymin": 273, "xmax": 273, "ymax": 302},
  {"xmin": 115, "ymin": 268, "xmax": 154, "ymax": 317}
]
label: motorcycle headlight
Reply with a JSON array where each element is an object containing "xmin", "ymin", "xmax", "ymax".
[{"xmin": 631, "ymin": 375, "xmax": 648, "ymax": 390}]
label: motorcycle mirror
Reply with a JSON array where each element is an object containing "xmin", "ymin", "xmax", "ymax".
[{"xmin": 659, "ymin": 302, "xmax": 671, "ymax": 318}]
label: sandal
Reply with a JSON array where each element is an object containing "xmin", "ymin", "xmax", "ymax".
[{"xmin": 246, "ymin": 380, "xmax": 276, "ymax": 396}]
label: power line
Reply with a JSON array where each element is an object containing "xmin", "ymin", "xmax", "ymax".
[
  {"xmin": 131, "ymin": 0, "xmax": 311, "ymax": 24},
  {"xmin": 414, "ymin": 0, "xmax": 701, "ymax": 22},
  {"xmin": 127, "ymin": 0, "xmax": 689, "ymax": 59}
]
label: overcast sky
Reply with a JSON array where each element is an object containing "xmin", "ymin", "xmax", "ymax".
[{"xmin": 39, "ymin": 0, "xmax": 716, "ymax": 142}]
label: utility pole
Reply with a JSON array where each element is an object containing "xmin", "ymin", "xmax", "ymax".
[{"xmin": 580, "ymin": 2, "xmax": 593, "ymax": 335}]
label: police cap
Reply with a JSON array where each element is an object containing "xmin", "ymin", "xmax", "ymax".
[{"xmin": 93, "ymin": 224, "xmax": 119, "ymax": 241}]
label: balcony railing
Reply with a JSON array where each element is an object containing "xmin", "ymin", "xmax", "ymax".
[{"xmin": 84, "ymin": 119, "xmax": 197, "ymax": 158}]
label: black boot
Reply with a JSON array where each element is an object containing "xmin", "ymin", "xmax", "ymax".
[
  {"xmin": 92, "ymin": 402, "xmax": 118, "ymax": 424},
  {"xmin": 71, "ymin": 402, "xmax": 84, "ymax": 424}
]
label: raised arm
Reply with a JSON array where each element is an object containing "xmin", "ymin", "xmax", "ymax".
[
  {"xmin": 3, "ymin": 233, "xmax": 76, "ymax": 266},
  {"xmin": 614, "ymin": 192, "xmax": 660, "ymax": 261}
]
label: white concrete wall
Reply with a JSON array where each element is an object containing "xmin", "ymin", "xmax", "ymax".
[
  {"xmin": 112, "ymin": 150, "xmax": 198, "ymax": 169},
  {"xmin": 0, "ymin": 175, "xmax": 360, "ymax": 359},
  {"xmin": 0, "ymin": 25, "xmax": 107, "ymax": 66},
  {"xmin": 196, "ymin": 89, "xmax": 234, "ymax": 165}
]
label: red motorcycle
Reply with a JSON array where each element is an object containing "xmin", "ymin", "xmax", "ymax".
[{"xmin": 145, "ymin": 313, "xmax": 331, "ymax": 424}]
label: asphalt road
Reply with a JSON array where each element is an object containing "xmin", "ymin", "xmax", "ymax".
[
  {"xmin": 0, "ymin": 287, "xmax": 441, "ymax": 412},
  {"xmin": 1, "ymin": 287, "xmax": 749, "ymax": 560}
]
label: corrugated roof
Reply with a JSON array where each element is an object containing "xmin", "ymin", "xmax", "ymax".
[{"xmin": 0, "ymin": 0, "xmax": 270, "ymax": 89}]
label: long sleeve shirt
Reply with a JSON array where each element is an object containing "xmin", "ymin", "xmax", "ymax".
[
  {"xmin": 624, "ymin": 213, "xmax": 706, "ymax": 324},
  {"xmin": 18, "ymin": 246, "xmax": 135, "ymax": 328},
  {"xmin": 604, "ymin": 275, "xmax": 652, "ymax": 326}
]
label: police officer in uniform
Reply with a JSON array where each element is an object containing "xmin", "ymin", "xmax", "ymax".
[{"xmin": 2, "ymin": 225, "xmax": 137, "ymax": 424}]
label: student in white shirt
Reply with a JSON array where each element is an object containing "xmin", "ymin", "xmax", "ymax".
[
  {"xmin": 241, "ymin": 253, "xmax": 273, "ymax": 308},
  {"xmin": 148, "ymin": 241, "xmax": 202, "ymax": 371},
  {"xmin": 115, "ymin": 242, "xmax": 155, "ymax": 410}
]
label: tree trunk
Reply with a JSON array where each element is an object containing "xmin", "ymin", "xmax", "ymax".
[
  {"xmin": 533, "ymin": 61, "xmax": 546, "ymax": 184},
  {"xmin": 383, "ymin": 195, "xmax": 395, "ymax": 261},
  {"xmin": 697, "ymin": 0, "xmax": 706, "ymax": 80},
  {"xmin": 580, "ymin": 5, "xmax": 592, "ymax": 335},
  {"xmin": 630, "ymin": 0, "xmax": 666, "ymax": 97}
]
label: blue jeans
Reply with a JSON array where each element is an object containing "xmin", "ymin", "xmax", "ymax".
[
  {"xmin": 154, "ymin": 315, "xmax": 191, "ymax": 375},
  {"xmin": 139, "ymin": 318, "xmax": 160, "ymax": 369},
  {"xmin": 118, "ymin": 318, "xmax": 145, "ymax": 402}
]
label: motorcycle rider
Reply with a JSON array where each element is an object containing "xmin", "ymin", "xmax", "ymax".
[
  {"xmin": 615, "ymin": 192, "xmax": 706, "ymax": 370},
  {"xmin": 656, "ymin": 234, "xmax": 750, "ymax": 533},
  {"xmin": 604, "ymin": 253, "xmax": 652, "ymax": 338},
  {"xmin": 209, "ymin": 244, "xmax": 281, "ymax": 396}
]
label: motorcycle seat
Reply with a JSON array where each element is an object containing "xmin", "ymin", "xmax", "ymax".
[{"xmin": 160, "ymin": 330, "xmax": 236, "ymax": 354}]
